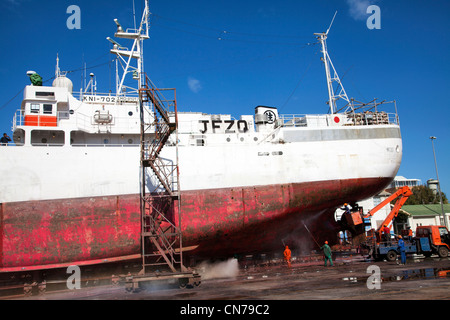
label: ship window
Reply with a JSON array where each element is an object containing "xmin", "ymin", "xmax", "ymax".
[
  {"xmin": 43, "ymin": 104, "xmax": 53, "ymax": 114},
  {"xmin": 373, "ymin": 196, "xmax": 381, "ymax": 207},
  {"xmin": 36, "ymin": 92, "xmax": 54, "ymax": 97},
  {"xmin": 31, "ymin": 130, "xmax": 65, "ymax": 146},
  {"xmin": 30, "ymin": 103, "xmax": 40, "ymax": 113}
]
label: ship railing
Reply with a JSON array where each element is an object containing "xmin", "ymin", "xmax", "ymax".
[
  {"xmin": 73, "ymin": 111, "xmax": 141, "ymax": 133},
  {"xmin": 337, "ymin": 98, "xmax": 400, "ymax": 126},
  {"xmin": 279, "ymin": 99, "xmax": 399, "ymax": 128},
  {"xmin": 278, "ymin": 112, "xmax": 399, "ymax": 128},
  {"xmin": 277, "ymin": 114, "xmax": 308, "ymax": 128},
  {"xmin": 71, "ymin": 143, "xmax": 140, "ymax": 147},
  {"xmin": 12, "ymin": 109, "xmax": 25, "ymax": 130},
  {"xmin": 344, "ymin": 111, "xmax": 399, "ymax": 126},
  {"xmin": 58, "ymin": 111, "xmax": 70, "ymax": 120},
  {"xmin": 13, "ymin": 109, "xmax": 73, "ymax": 129},
  {"xmin": 29, "ymin": 143, "xmax": 66, "ymax": 147},
  {"xmin": 12, "ymin": 107, "xmax": 160, "ymax": 136},
  {"xmin": 21, "ymin": 142, "xmax": 140, "ymax": 147},
  {"xmin": 73, "ymin": 91, "xmax": 140, "ymax": 103}
]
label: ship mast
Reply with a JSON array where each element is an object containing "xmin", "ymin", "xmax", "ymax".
[
  {"xmin": 107, "ymin": 0, "xmax": 150, "ymax": 96},
  {"xmin": 314, "ymin": 12, "xmax": 350, "ymax": 114}
]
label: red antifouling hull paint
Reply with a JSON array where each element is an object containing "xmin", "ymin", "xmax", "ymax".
[
  {"xmin": 1, "ymin": 195, "xmax": 141, "ymax": 270},
  {"xmin": 0, "ymin": 177, "xmax": 391, "ymax": 271}
]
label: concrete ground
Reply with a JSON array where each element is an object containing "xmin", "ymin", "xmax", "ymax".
[{"xmin": 14, "ymin": 254, "xmax": 450, "ymax": 301}]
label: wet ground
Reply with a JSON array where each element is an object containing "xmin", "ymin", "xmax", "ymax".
[{"xmin": 13, "ymin": 253, "xmax": 450, "ymax": 301}]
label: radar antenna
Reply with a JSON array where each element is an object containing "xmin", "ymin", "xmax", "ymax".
[{"xmin": 107, "ymin": 0, "xmax": 150, "ymax": 97}]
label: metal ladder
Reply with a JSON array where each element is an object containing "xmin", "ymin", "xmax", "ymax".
[{"xmin": 138, "ymin": 75, "xmax": 185, "ymax": 274}]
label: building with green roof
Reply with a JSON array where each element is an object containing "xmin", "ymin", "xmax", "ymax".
[{"xmin": 401, "ymin": 204, "xmax": 450, "ymax": 234}]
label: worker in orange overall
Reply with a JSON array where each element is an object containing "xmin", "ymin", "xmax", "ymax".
[{"xmin": 283, "ymin": 245, "xmax": 292, "ymax": 268}]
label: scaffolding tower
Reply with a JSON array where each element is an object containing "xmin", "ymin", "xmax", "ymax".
[
  {"xmin": 107, "ymin": 1, "xmax": 200, "ymax": 290},
  {"xmin": 138, "ymin": 75, "xmax": 185, "ymax": 274}
]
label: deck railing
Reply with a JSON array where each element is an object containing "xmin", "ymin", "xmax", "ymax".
[{"xmin": 278, "ymin": 111, "xmax": 399, "ymax": 128}]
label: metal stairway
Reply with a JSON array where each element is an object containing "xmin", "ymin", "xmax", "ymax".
[{"xmin": 138, "ymin": 75, "xmax": 185, "ymax": 274}]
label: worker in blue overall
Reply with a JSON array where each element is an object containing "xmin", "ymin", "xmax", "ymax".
[{"xmin": 397, "ymin": 235, "xmax": 406, "ymax": 265}]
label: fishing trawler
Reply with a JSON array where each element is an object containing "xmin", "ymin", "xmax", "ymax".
[{"xmin": 0, "ymin": 3, "xmax": 402, "ymax": 272}]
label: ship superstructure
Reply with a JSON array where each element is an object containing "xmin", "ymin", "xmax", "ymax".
[{"xmin": 0, "ymin": 3, "xmax": 402, "ymax": 272}]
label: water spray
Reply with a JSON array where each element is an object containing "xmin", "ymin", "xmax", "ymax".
[{"xmin": 303, "ymin": 223, "xmax": 321, "ymax": 247}]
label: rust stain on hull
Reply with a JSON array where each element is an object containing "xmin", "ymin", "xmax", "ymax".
[{"xmin": 0, "ymin": 177, "xmax": 392, "ymax": 270}]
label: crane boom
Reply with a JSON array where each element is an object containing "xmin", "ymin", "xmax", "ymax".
[
  {"xmin": 364, "ymin": 186, "xmax": 412, "ymax": 241},
  {"xmin": 339, "ymin": 186, "xmax": 412, "ymax": 242}
]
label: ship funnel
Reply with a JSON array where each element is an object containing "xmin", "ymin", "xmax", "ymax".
[{"xmin": 255, "ymin": 106, "xmax": 279, "ymax": 132}]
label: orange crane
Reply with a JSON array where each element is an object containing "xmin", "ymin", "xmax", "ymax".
[
  {"xmin": 364, "ymin": 186, "xmax": 412, "ymax": 243},
  {"xmin": 341, "ymin": 186, "xmax": 450, "ymax": 261},
  {"xmin": 340, "ymin": 186, "xmax": 412, "ymax": 242}
]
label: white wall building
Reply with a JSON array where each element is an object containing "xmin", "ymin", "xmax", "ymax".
[
  {"xmin": 388, "ymin": 176, "xmax": 422, "ymax": 189},
  {"xmin": 402, "ymin": 204, "xmax": 450, "ymax": 233}
]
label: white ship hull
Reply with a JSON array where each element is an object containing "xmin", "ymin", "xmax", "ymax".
[
  {"xmin": 0, "ymin": 117, "xmax": 401, "ymax": 270},
  {"xmin": 0, "ymin": 125, "xmax": 401, "ymax": 204}
]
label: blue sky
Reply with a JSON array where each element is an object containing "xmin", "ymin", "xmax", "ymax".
[{"xmin": 1, "ymin": 0, "xmax": 449, "ymax": 195}]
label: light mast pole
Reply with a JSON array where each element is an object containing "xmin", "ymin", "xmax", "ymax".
[{"xmin": 430, "ymin": 136, "xmax": 447, "ymax": 228}]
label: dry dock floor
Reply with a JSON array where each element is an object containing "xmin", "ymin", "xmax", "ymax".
[{"xmin": 15, "ymin": 254, "xmax": 450, "ymax": 301}]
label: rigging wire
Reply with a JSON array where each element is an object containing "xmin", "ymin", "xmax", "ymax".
[
  {"xmin": 152, "ymin": 13, "xmax": 312, "ymax": 39},
  {"xmin": 152, "ymin": 13, "xmax": 221, "ymax": 33},
  {"xmin": 0, "ymin": 59, "xmax": 114, "ymax": 112},
  {"xmin": 1, "ymin": 12, "xmax": 318, "ymax": 112},
  {"xmin": 59, "ymin": 59, "xmax": 115, "ymax": 80},
  {"xmin": 279, "ymin": 46, "xmax": 320, "ymax": 112},
  {"xmin": 0, "ymin": 88, "xmax": 24, "ymax": 112},
  {"xmin": 157, "ymin": 41, "xmax": 318, "ymax": 82},
  {"xmin": 151, "ymin": 13, "xmax": 315, "ymax": 45}
]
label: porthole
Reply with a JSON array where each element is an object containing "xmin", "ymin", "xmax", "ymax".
[
  {"xmin": 128, "ymin": 139, "xmax": 133, "ymax": 144},
  {"xmin": 128, "ymin": 111, "xmax": 133, "ymax": 116}
]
